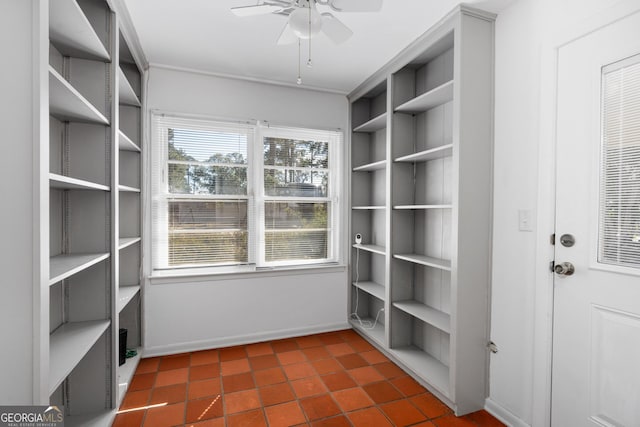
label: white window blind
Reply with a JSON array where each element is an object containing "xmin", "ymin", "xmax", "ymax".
[
  {"xmin": 152, "ymin": 115, "xmax": 254, "ymax": 269},
  {"xmin": 261, "ymin": 128, "xmax": 335, "ymax": 265},
  {"xmin": 599, "ymin": 55, "xmax": 640, "ymax": 268},
  {"xmin": 152, "ymin": 114, "xmax": 342, "ymax": 272}
]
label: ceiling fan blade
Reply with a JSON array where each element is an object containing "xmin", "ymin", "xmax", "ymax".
[
  {"xmin": 231, "ymin": 4, "xmax": 283, "ymax": 17},
  {"xmin": 329, "ymin": 0, "xmax": 382, "ymax": 12},
  {"xmin": 277, "ymin": 22, "xmax": 298, "ymax": 45},
  {"xmin": 321, "ymin": 13, "xmax": 353, "ymax": 44}
]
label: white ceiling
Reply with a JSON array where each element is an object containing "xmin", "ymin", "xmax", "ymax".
[{"xmin": 122, "ymin": 0, "xmax": 514, "ymax": 94}]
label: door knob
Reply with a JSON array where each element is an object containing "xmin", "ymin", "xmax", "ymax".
[{"xmin": 554, "ymin": 262, "xmax": 575, "ymax": 276}]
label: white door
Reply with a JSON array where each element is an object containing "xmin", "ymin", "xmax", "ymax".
[{"xmin": 552, "ymin": 9, "xmax": 640, "ymax": 427}]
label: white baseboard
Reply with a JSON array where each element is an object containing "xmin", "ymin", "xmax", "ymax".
[
  {"xmin": 485, "ymin": 398, "xmax": 530, "ymax": 427},
  {"xmin": 142, "ymin": 321, "xmax": 350, "ymax": 357}
]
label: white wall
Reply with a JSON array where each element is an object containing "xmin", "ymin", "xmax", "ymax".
[
  {"xmin": 489, "ymin": 0, "xmax": 633, "ymax": 425},
  {"xmin": 143, "ymin": 66, "xmax": 350, "ymax": 356}
]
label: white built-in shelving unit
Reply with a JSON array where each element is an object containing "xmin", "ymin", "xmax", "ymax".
[
  {"xmin": 348, "ymin": 5, "xmax": 495, "ymax": 416},
  {"xmin": 47, "ymin": 1, "xmax": 116, "ymax": 422},
  {"xmin": 3, "ymin": 0, "xmax": 147, "ymax": 423},
  {"xmin": 116, "ymin": 28, "xmax": 144, "ymax": 410}
]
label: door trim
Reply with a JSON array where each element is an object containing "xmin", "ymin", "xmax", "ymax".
[{"xmin": 533, "ymin": 2, "xmax": 640, "ymax": 426}]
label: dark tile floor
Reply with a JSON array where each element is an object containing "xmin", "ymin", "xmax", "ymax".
[{"xmin": 112, "ymin": 329, "xmax": 505, "ymax": 427}]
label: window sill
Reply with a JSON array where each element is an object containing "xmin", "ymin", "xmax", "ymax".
[{"xmin": 149, "ymin": 263, "xmax": 347, "ymax": 285}]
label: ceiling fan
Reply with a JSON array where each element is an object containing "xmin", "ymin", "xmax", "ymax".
[{"xmin": 231, "ymin": 0, "xmax": 383, "ymax": 45}]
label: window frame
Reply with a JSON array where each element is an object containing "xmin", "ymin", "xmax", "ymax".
[
  {"xmin": 596, "ymin": 54, "xmax": 640, "ymax": 272},
  {"xmin": 152, "ymin": 115, "xmax": 255, "ymax": 270},
  {"xmin": 256, "ymin": 126, "xmax": 341, "ymax": 267},
  {"xmin": 151, "ymin": 112, "xmax": 343, "ymax": 275}
]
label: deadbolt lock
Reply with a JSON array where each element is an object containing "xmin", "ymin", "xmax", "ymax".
[
  {"xmin": 554, "ymin": 262, "xmax": 575, "ymax": 276},
  {"xmin": 560, "ymin": 234, "xmax": 575, "ymax": 247}
]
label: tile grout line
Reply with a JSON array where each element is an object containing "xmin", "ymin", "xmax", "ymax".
[{"xmin": 115, "ymin": 330, "xmax": 503, "ymax": 427}]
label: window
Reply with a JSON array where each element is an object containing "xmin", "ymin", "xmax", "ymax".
[
  {"xmin": 599, "ymin": 55, "xmax": 640, "ymax": 268},
  {"xmin": 152, "ymin": 114, "xmax": 342, "ymax": 272}
]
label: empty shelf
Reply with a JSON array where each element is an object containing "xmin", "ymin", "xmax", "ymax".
[
  {"xmin": 395, "ymin": 80, "xmax": 454, "ymax": 113},
  {"xmin": 350, "ymin": 318, "xmax": 385, "ymax": 345},
  {"xmin": 118, "ymin": 285, "xmax": 140, "ymax": 313},
  {"xmin": 353, "ymin": 160, "xmax": 387, "ymax": 172},
  {"xmin": 119, "ymin": 185, "xmax": 141, "ymax": 193},
  {"xmin": 49, "ymin": 67, "xmax": 109, "ymax": 125},
  {"xmin": 119, "ymin": 68, "xmax": 141, "ymax": 106},
  {"xmin": 391, "ymin": 346, "xmax": 450, "ymax": 396},
  {"xmin": 118, "ymin": 130, "xmax": 141, "ymax": 152},
  {"xmin": 394, "ymin": 204, "xmax": 452, "ymax": 210},
  {"xmin": 393, "ymin": 301, "xmax": 451, "ymax": 334},
  {"xmin": 352, "ymin": 206, "xmax": 386, "ymax": 210},
  {"xmin": 354, "ymin": 281, "xmax": 385, "ymax": 300},
  {"xmin": 118, "ymin": 237, "xmax": 141, "ymax": 250},
  {"xmin": 353, "ymin": 112, "xmax": 387, "ymax": 132},
  {"xmin": 49, "ymin": 173, "xmax": 109, "ymax": 191},
  {"xmin": 49, "ymin": 320, "xmax": 110, "ymax": 394},
  {"xmin": 117, "ymin": 347, "xmax": 142, "ymax": 405},
  {"xmin": 49, "ymin": 0, "xmax": 110, "ymax": 61},
  {"xmin": 50, "ymin": 253, "xmax": 110, "ymax": 285},
  {"xmin": 395, "ymin": 144, "xmax": 453, "ymax": 163},
  {"xmin": 394, "ymin": 254, "xmax": 451, "ymax": 271},
  {"xmin": 353, "ymin": 244, "xmax": 386, "ymax": 256}
]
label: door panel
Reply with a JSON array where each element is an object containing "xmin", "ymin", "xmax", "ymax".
[{"xmin": 553, "ymin": 9, "xmax": 640, "ymax": 427}]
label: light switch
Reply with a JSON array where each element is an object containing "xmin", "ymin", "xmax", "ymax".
[{"xmin": 518, "ymin": 209, "xmax": 533, "ymax": 232}]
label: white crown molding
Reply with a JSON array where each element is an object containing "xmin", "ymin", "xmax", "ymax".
[{"xmin": 148, "ymin": 62, "xmax": 349, "ymax": 96}]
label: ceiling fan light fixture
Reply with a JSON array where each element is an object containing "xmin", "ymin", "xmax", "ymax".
[{"xmin": 289, "ymin": 7, "xmax": 322, "ymax": 39}]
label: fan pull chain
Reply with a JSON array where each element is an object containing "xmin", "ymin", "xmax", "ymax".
[
  {"xmin": 307, "ymin": 4, "xmax": 313, "ymax": 68},
  {"xmin": 297, "ymin": 38, "xmax": 302, "ymax": 85}
]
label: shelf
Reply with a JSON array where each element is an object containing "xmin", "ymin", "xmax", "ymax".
[
  {"xmin": 353, "ymin": 112, "xmax": 388, "ymax": 133},
  {"xmin": 394, "ymin": 204, "xmax": 452, "ymax": 210},
  {"xmin": 395, "ymin": 80, "xmax": 454, "ymax": 113},
  {"xmin": 394, "ymin": 254, "xmax": 451, "ymax": 271},
  {"xmin": 119, "ymin": 185, "xmax": 141, "ymax": 193},
  {"xmin": 49, "ymin": 173, "xmax": 110, "ymax": 191},
  {"xmin": 393, "ymin": 301, "xmax": 451, "ymax": 334},
  {"xmin": 49, "ymin": 0, "xmax": 110, "ymax": 61},
  {"xmin": 353, "ymin": 160, "xmax": 387, "ymax": 172},
  {"xmin": 352, "ymin": 206, "xmax": 386, "ymax": 210},
  {"xmin": 118, "ymin": 237, "xmax": 141, "ymax": 250},
  {"xmin": 118, "ymin": 285, "xmax": 140, "ymax": 313},
  {"xmin": 391, "ymin": 346, "xmax": 450, "ymax": 396},
  {"xmin": 395, "ymin": 144, "xmax": 453, "ymax": 163},
  {"xmin": 354, "ymin": 281, "xmax": 385, "ymax": 300},
  {"xmin": 353, "ymin": 244, "xmax": 386, "ymax": 256},
  {"xmin": 49, "ymin": 253, "xmax": 110, "ymax": 285},
  {"xmin": 49, "ymin": 67, "xmax": 110, "ymax": 125},
  {"xmin": 118, "ymin": 130, "xmax": 141, "ymax": 152},
  {"xmin": 119, "ymin": 68, "xmax": 141, "ymax": 107},
  {"xmin": 118, "ymin": 347, "xmax": 142, "ymax": 405},
  {"xmin": 49, "ymin": 320, "xmax": 110, "ymax": 394},
  {"xmin": 350, "ymin": 318, "xmax": 385, "ymax": 346}
]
